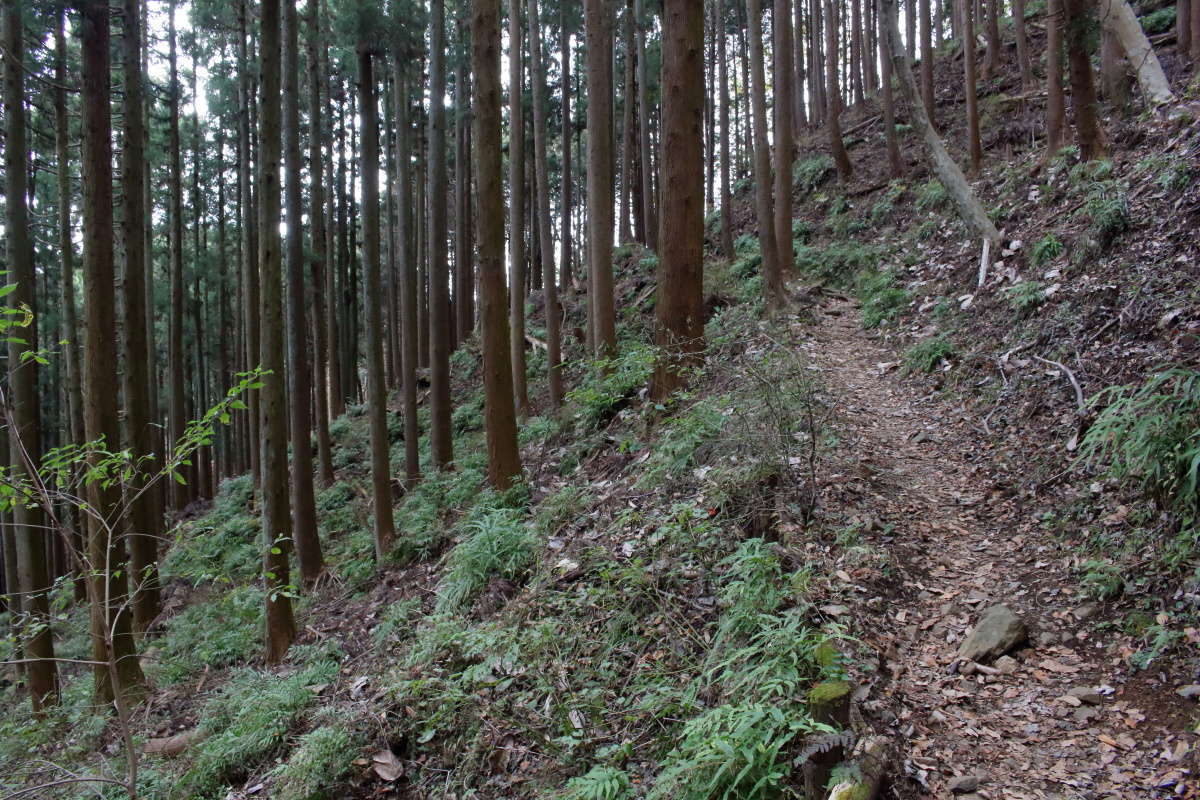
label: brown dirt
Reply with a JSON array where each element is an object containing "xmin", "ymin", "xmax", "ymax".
[{"xmin": 798, "ymin": 294, "xmax": 1198, "ymax": 799}]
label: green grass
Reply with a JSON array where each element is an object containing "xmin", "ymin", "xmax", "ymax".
[
  {"xmin": 567, "ymin": 342, "xmax": 658, "ymax": 428},
  {"xmin": 156, "ymin": 585, "xmax": 265, "ymax": 685},
  {"xmin": 857, "ymin": 269, "xmax": 910, "ymax": 329},
  {"xmin": 795, "ymin": 242, "xmax": 880, "ymax": 286},
  {"xmin": 271, "ymin": 724, "xmax": 361, "ymax": 800},
  {"xmin": 904, "ymin": 335, "xmax": 957, "ymax": 373},
  {"xmin": 794, "ymin": 154, "xmax": 834, "ymax": 191},
  {"xmin": 1031, "ymin": 233, "xmax": 1065, "ymax": 267},
  {"xmin": 916, "ymin": 178, "xmax": 948, "ymax": 210},
  {"xmin": 435, "ymin": 507, "xmax": 538, "ymax": 613},
  {"xmin": 1002, "ymin": 280, "xmax": 1047, "ymax": 314}
]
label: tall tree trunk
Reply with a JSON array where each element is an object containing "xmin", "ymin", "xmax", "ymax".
[
  {"xmin": 167, "ymin": 0, "xmax": 188, "ymax": 509},
  {"xmin": 308, "ymin": 0, "xmax": 335, "ymax": 487},
  {"xmin": 528, "ymin": 0, "xmax": 564, "ymax": 408},
  {"xmin": 619, "ymin": 1, "xmax": 636, "ymax": 244},
  {"xmin": 4, "ymin": 0, "xmax": 59, "ymax": 710},
  {"xmin": 586, "ymin": 0, "xmax": 617, "ymax": 356},
  {"xmin": 774, "ymin": 0, "xmax": 796, "ymax": 264},
  {"xmin": 285, "ymin": 0, "xmax": 324, "ymax": 583},
  {"xmin": 882, "ymin": 0, "xmax": 1000, "ymax": 245},
  {"xmin": 879, "ymin": 0, "xmax": 904, "ymax": 177},
  {"xmin": 216, "ymin": 133, "xmax": 232, "ymax": 478},
  {"xmin": 560, "ymin": 11, "xmax": 573, "ymax": 292},
  {"xmin": 190, "ymin": 61, "xmax": 209, "ymax": 502},
  {"xmin": 238, "ymin": 0, "xmax": 262, "ymax": 486},
  {"xmin": 826, "ymin": 0, "xmax": 854, "ymax": 181},
  {"xmin": 634, "ymin": 0, "xmax": 657, "ymax": 253},
  {"xmin": 962, "ymin": 0, "xmax": 983, "ymax": 173},
  {"xmin": 1178, "ymin": 0, "xmax": 1191, "ymax": 60},
  {"xmin": 1012, "ymin": 0, "xmax": 1034, "ymax": 90},
  {"xmin": 454, "ymin": 31, "xmax": 475, "ymax": 343},
  {"xmin": 850, "ymin": 0, "xmax": 866, "ymax": 107},
  {"xmin": 429, "ymin": 0, "xmax": 455, "ymax": 467},
  {"xmin": 79, "ymin": 0, "xmax": 147, "ymax": 704},
  {"xmin": 259, "ymin": 0, "xmax": 298, "ymax": 664},
  {"xmin": 1063, "ymin": 0, "xmax": 1106, "ymax": 159},
  {"xmin": 793, "ymin": 0, "xmax": 809, "ymax": 131},
  {"xmin": 920, "ymin": 0, "xmax": 935, "ymax": 122},
  {"xmin": 509, "ymin": 0, "xmax": 530, "ymax": 417},
  {"xmin": 717, "ymin": 0, "xmax": 735, "ymax": 260},
  {"xmin": 652, "ymin": 0, "xmax": 705, "ymax": 400},
  {"xmin": 121, "ymin": 0, "xmax": 161, "ymax": 632},
  {"xmin": 1045, "ymin": 0, "xmax": 1066, "ymax": 155},
  {"xmin": 360, "ymin": 48, "xmax": 397, "ymax": 559},
  {"xmin": 472, "ymin": 0, "xmax": 524, "ymax": 490},
  {"xmin": 746, "ymin": 0, "xmax": 785, "ymax": 313},
  {"xmin": 394, "ymin": 61, "xmax": 421, "ymax": 487},
  {"xmin": 983, "ymin": 0, "xmax": 1000, "ymax": 77}
]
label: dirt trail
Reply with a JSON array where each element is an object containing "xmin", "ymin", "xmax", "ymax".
[{"xmin": 797, "ymin": 296, "xmax": 1195, "ymax": 799}]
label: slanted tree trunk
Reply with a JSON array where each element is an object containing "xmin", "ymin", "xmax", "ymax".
[
  {"xmin": 4, "ymin": 0, "xmax": 58, "ymax": 711},
  {"xmin": 509, "ymin": 0, "xmax": 530, "ymax": 417},
  {"xmin": 121, "ymin": 0, "xmax": 161, "ymax": 632},
  {"xmin": 746, "ymin": 0, "xmax": 785, "ymax": 313},
  {"xmin": 962, "ymin": 0, "xmax": 983, "ymax": 173},
  {"xmin": 774, "ymin": 0, "xmax": 796, "ymax": 262},
  {"xmin": 259, "ymin": 0, "xmax": 298, "ymax": 664},
  {"xmin": 882, "ymin": 0, "xmax": 1001, "ymax": 246},
  {"xmin": 1097, "ymin": 0, "xmax": 1174, "ymax": 106},
  {"xmin": 429, "ymin": 0, "xmax": 455, "ymax": 467},
  {"xmin": 879, "ymin": 0, "xmax": 904, "ymax": 177},
  {"xmin": 393, "ymin": 60, "xmax": 421, "ymax": 487},
  {"xmin": 652, "ymin": 0, "xmax": 705, "ymax": 400},
  {"xmin": 586, "ymin": 0, "xmax": 617, "ymax": 356},
  {"xmin": 472, "ymin": 0, "xmax": 523, "ymax": 490},
  {"xmin": 717, "ymin": 0, "xmax": 735, "ymax": 260},
  {"xmin": 285, "ymin": 0, "xmax": 324, "ymax": 583},
  {"xmin": 78, "ymin": 0, "xmax": 147, "ymax": 704},
  {"xmin": 826, "ymin": 0, "xmax": 854, "ymax": 181},
  {"xmin": 1063, "ymin": 0, "xmax": 1107, "ymax": 160},
  {"xmin": 1013, "ymin": 0, "xmax": 1034, "ymax": 90},
  {"xmin": 359, "ymin": 48, "xmax": 397, "ymax": 560},
  {"xmin": 528, "ymin": 0, "xmax": 563, "ymax": 408},
  {"xmin": 1046, "ymin": 0, "xmax": 1066, "ymax": 155},
  {"xmin": 308, "ymin": 0, "xmax": 335, "ymax": 487}
]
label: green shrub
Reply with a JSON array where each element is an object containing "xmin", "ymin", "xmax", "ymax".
[
  {"xmin": 1068, "ymin": 158, "xmax": 1114, "ymax": 186},
  {"xmin": 638, "ymin": 400, "xmax": 726, "ymax": 487},
  {"xmin": 560, "ymin": 765, "xmax": 633, "ymax": 800},
  {"xmin": 794, "ymin": 154, "xmax": 834, "ymax": 190},
  {"xmin": 1002, "ymin": 280, "xmax": 1046, "ymax": 314},
  {"xmin": 904, "ymin": 335, "xmax": 956, "ymax": 373},
  {"xmin": 374, "ymin": 597, "xmax": 423, "ymax": 646},
  {"xmin": 916, "ymin": 220, "xmax": 938, "ymax": 240},
  {"xmin": 1031, "ymin": 233, "xmax": 1064, "ymax": 267},
  {"xmin": 272, "ymin": 725, "xmax": 360, "ymax": 800},
  {"xmin": 1083, "ymin": 183, "xmax": 1131, "ymax": 247},
  {"xmin": 535, "ymin": 485, "xmax": 587, "ymax": 536},
  {"xmin": 435, "ymin": 508, "xmax": 537, "ymax": 613},
  {"xmin": 869, "ymin": 181, "xmax": 906, "ymax": 223},
  {"xmin": 795, "ymin": 242, "xmax": 880, "ymax": 286},
  {"xmin": 857, "ymin": 269, "xmax": 910, "ymax": 329},
  {"xmin": 715, "ymin": 539, "xmax": 785, "ymax": 642},
  {"xmin": 1139, "ymin": 153, "xmax": 1194, "ymax": 193},
  {"xmin": 915, "ymin": 179, "xmax": 948, "ymax": 210},
  {"xmin": 567, "ymin": 342, "xmax": 657, "ymax": 428},
  {"xmin": 162, "ymin": 475, "xmax": 260, "ymax": 584},
  {"xmin": 452, "ymin": 392, "xmax": 485, "ymax": 434},
  {"xmin": 157, "ymin": 586, "xmax": 265, "ymax": 685},
  {"xmin": 1080, "ymin": 559, "xmax": 1125, "ymax": 600},
  {"xmin": 1079, "ymin": 369, "xmax": 1200, "ymax": 567},
  {"xmin": 1139, "ymin": 5, "xmax": 1176, "ymax": 34}
]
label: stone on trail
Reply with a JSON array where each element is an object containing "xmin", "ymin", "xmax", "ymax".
[
  {"xmin": 947, "ymin": 773, "xmax": 984, "ymax": 793},
  {"xmin": 957, "ymin": 604, "xmax": 1027, "ymax": 664}
]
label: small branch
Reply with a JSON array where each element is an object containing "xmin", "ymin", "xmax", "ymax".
[{"xmin": 1034, "ymin": 355, "xmax": 1085, "ymax": 412}]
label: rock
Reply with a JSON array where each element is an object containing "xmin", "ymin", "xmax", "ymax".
[
  {"xmin": 1074, "ymin": 602, "xmax": 1099, "ymax": 621},
  {"xmin": 1176, "ymin": 684, "xmax": 1200, "ymax": 700},
  {"xmin": 994, "ymin": 655, "xmax": 1019, "ymax": 674},
  {"xmin": 1074, "ymin": 706, "xmax": 1101, "ymax": 724},
  {"xmin": 948, "ymin": 773, "xmax": 984, "ymax": 793},
  {"xmin": 1068, "ymin": 687, "xmax": 1103, "ymax": 705},
  {"xmin": 958, "ymin": 604, "xmax": 1028, "ymax": 664},
  {"xmin": 819, "ymin": 604, "xmax": 851, "ymax": 617}
]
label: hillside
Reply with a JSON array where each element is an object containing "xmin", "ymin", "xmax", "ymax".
[{"xmin": 4, "ymin": 4, "xmax": 1200, "ymax": 800}]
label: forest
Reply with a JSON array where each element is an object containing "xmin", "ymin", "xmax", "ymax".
[{"xmin": 1, "ymin": 0, "xmax": 1198, "ymax": 795}]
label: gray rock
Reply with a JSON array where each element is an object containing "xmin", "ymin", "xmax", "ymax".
[
  {"xmin": 1074, "ymin": 603, "xmax": 1099, "ymax": 620},
  {"xmin": 994, "ymin": 655, "xmax": 1019, "ymax": 674},
  {"xmin": 1068, "ymin": 687, "xmax": 1102, "ymax": 705},
  {"xmin": 948, "ymin": 773, "xmax": 984, "ymax": 793},
  {"xmin": 1176, "ymin": 684, "xmax": 1200, "ymax": 700},
  {"xmin": 958, "ymin": 604, "xmax": 1028, "ymax": 664},
  {"xmin": 1073, "ymin": 706, "xmax": 1101, "ymax": 724}
]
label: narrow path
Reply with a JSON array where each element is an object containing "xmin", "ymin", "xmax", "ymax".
[{"xmin": 797, "ymin": 296, "xmax": 1193, "ymax": 799}]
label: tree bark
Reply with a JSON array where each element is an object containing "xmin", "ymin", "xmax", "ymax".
[
  {"xmin": 652, "ymin": 0, "xmax": 705, "ymax": 400},
  {"xmin": 962, "ymin": 0, "xmax": 983, "ymax": 174},
  {"xmin": 746, "ymin": 0, "xmax": 785, "ymax": 313},
  {"xmin": 586, "ymin": 0, "xmax": 617, "ymax": 357},
  {"xmin": 472, "ymin": 0, "xmax": 524, "ymax": 490},
  {"xmin": 826, "ymin": 0, "xmax": 854, "ymax": 181},
  {"xmin": 718, "ymin": 0, "xmax": 735, "ymax": 260},
  {"xmin": 308, "ymin": 0, "xmax": 335, "ymax": 487},
  {"xmin": 1178, "ymin": 0, "xmax": 1191, "ymax": 60},
  {"xmin": 634, "ymin": 0, "xmax": 657, "ymax": 253},
  {"xmin": 1097, "ymin": 0, "xmax": 1174, "ymax": 106},
  {"xmin": 775, "ymin": 0, "xmax": 797, "ymax": 260},
  {"xmin": 454, "ymin": 33, "xmax": 475, "ymax": 343},
  {"xmin": 79, "ymin": 0, "xmax": 147, "ymax": 704},
  {"xmin": 879, "ymin": 0, "xmax": 905, "ymax": 177},
  {"xmin": 509, "ymin": 0, "xmax": 530, "ymax": 417},
  {"xmin": 429, "ymin": 0, "xmax": 455, "ymax": 467},
  {"xmin": 560, "ymin": 11, "xmax": 573, "ymax": 292},
  {"xmin": 1013, "ymin": 0, "xmax": 1034, "ymax": 90},
  {"xmin": 882, "ymin": 0, "xmax": 1001, "ymax": 246},
  {"xmin": 167, "ymin": 0, "xmax": 188, "ymax": 509},
  {"xmin": 919, "ymin": 0, "xmax": 935, "ymax": 122},
  {"xmin": 259, "ymin": 0, "xmax": 298, "ymax": 663},
  {"xmin": 393, "ymin": 61, "xmax": 421, "ymax": 487},
  {"xmin": 1045, "ymin": 0, "xmax": 1066, "ymax": 155},
  {"xmin": 238, "ymin": 0, "xmax": 262, "ymax": 486},
  {"xmin": 4, "ymin": 0, "xmax": 58, "ymax": 710},
  {"xmin": 984, "ymin": 0, "xmax": 1001, "ymax": 78},
  {"xmin": 1063, "ymin": 0, "xmax": 1107, "ymax": 160}
]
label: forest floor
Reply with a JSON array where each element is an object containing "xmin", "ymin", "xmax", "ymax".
[{"xmin": 797, "ymin": 293, "xmax": 1196, "ymax": 797}]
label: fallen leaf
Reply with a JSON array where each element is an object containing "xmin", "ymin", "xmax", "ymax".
[{"xmin": 372, "ymin": 749, "xmax": 404, "ymax": 782}]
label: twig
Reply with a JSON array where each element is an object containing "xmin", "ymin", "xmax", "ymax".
[{"xmin": 1033, "ymin": 355, "xmax": 1085, "ymax": 412}]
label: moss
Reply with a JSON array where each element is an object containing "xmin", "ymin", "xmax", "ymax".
[{"xmin": 807, "ymin": 680, "xmax": 852, "ymax": 709}]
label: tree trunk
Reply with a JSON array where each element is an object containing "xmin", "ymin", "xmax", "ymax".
[
  {"xmin": 746, "ymin": 0, "xmax": 785, "ymax": 313},
  {"xmin": 79, "ymin": 0, "xmax": 147, "ymax": 704},
  {"xmin": 620, "ymin": 1, "xmax": 636, "ymax": 244},
  {"xmin": 826, "ymin": 0, "xmax": 854, "ymax": 181},
  {"xmin": 394, "ymin": 61, "xmax": 421, "ymax": 487},
  {"xmin": 120, "ymin": 0, "xmax": 161, "ymax": 632},
  {"xmin": 1178, "ymin": 0, "xmax": 1191, "ymax": 60},
  {"xmin": 1063, "ymin": 0, "xmax": 1107, "ymax": 160},
  {"xmin": 167, "ymin": 0, "xmax": 188, "ymax": 509},
  {"xmin": 509, "ymin": 0, "xmax": 530, "ymax": 418},
  {"xmin": 718, "ymin": 0, "xmax": 735, "ymax": 260},
  {"xmin": 472, "ymin": 0, "xmax": 524, "ymax": 490},
  {"xmin": 4, "ymin": 0, "xmax": 59, "ymax": 710},
  {"xmin": 429, "ymin": 0, "xmax": 455, "ymax": 467},
  {"xmin": 962, "ymin": 0, "xmax": 983, "ymax": 174},
  {"xmin": 560, "ymin": 11, "xmax": 573, "ymax": 292},
  {"xmin": 984, "ymin": 0, "xmax": 1001, "ymax": 78},
  {"xmin": 1013, "ymin": 0, "xmax": 1034, "ymax": 90},
  {"xmin": 882, "ymin": 0, "xmax": 1001, "ymax": 246},
  {"xmin": 879, "ymin": 0, "xmax": 905, "ymax": 176},
  {"xmin": 634, "ymin": 0, "xmax": 657, "ymax": 253},
  {"xmin": 793, "ymin": 0, "xmax": 809, "ymax": 131},
  {"xmin": 454, "ymin": 37, "xmax": 475, "ymax": 342},
  {"xmin": 308, "ymin": 0, "xmax": 335, "ymax": 487},
  {"xmin": 1097, "ymin": 0, "xmax": 1174, "ymax": 106},
  {"xmin": 259, "ymin": 0, "xmax": 298, "ymax": 664},
  {"xmin": 238, "ymin": 0, "xmax": 262, "ymax": 486},
  {"xmin": 920, "ymin": 0, "xmax": 935, "ymax": 122},
  {"xmin": 775, "ymin": 0, "xmax": 797, "ymax": 262},
  {"xmin": 528, "ymin": 0, "xmax": 564, "ymax": 408},
  {"xmin": 1045, "ymin": 0, "xmax": 1066, "ymax": 155},
  {"xmin": 851, "ymin": 0, "xmax": 866, "ymax": 107},
  {"xmin": 586, "ymin": 0, "xmax": 617, "ymax": 357},
  {"xmin": 652, "ymin": 0, "xmax": 705, "ymax": 400},
  {"xmin": 285, "ymin": 0, "xmax": 325, "ymax": 583}
]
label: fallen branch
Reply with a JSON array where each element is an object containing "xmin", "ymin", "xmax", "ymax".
[{"xmin": 1034, "ymin": 355, "xmax": 1086, "ymax": 412}]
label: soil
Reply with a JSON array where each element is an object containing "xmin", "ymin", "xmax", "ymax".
[{"xmin": 799, "ymin": 294, "xmax": 1198, "ymax": 798}]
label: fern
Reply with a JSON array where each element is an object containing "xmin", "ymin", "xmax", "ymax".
[
  {"xmin": 435, "ymin": 508, "xmax": 537, "ymax": 613},
  {"xmin": 560, "ymin": 765, "xmax": 633, "ymax": 800}
]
